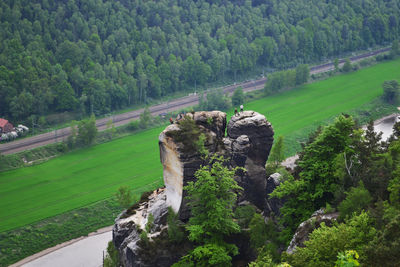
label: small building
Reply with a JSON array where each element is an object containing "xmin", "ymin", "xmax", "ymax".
[{"xmin": 0, "ymin": 118, "xmax": 14, "ymax": 134}]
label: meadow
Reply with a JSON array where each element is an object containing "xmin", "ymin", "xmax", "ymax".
[{"xmin": 1, "ymin": 57, "xmax": 400, "ymax": 233}]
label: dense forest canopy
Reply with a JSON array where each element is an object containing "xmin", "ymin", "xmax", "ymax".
[{"xmin": 0, "ymin": 0, "xmax": 399, "ymax": 123}]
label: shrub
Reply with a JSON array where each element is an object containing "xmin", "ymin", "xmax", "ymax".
[
  {"xmin": 167, "ymin": 207, "xmax": 185, "ymax": 243},
  {"xmin": 338, "ymin": 183, "xmax": 372, "ymax": 220}
]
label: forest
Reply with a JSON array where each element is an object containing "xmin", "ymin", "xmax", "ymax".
[{"xmin": 1, "ymin": 0, "xmax": 400, "ymax": 124}]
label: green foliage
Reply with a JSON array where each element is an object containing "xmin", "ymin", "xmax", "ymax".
[
  {"xmin": 338, "ymin": 183, "xmax": 372, "ymax": 220},
  {"xmin": 295, "ymin": 64, "xmax": 310, "ymax": 86},
  {"xmin": 382, "ymin": 80, "xmax": 399, "ymax": 104},
  {"xmin": 342, "ymin": 58, "xmax": 352, "ymax": 73},
  {"xmin": 146, "ymin": 213, "xmax": 154, "ymax": 233},
  {"xmin": 266, "ymin": 136, "xmax": 285, "ymax": 173},
  {"xmin": 264, "ymin": 65, "xmax": 309, "ymax": 95},
  {"xmin": 232, "ymin": 87, "xmax": 245, "ymax": 106},
  {"xmin": 174, "ymin": 243, "xmax": 237, "ymax": 267},
  {"xmin": 234, "ymin": 205, "xmax": 256, "ymax": 229},
  {"xmin": 1, "ymin": 0, "xmax": 400, "ymax": 123},
  {"xmin": 363, "ymin": 212, "xmax": 400, "ymax": 267},
  {"xmin": 77, "ymin": 114, "xmax": 98, "ymax": 146},
  {"xmin": 167, "ymin": 207, "xmax": 185, "ymax": 243},
  {"xmin": 334, "ymin": 59, "xmax": 340, "ymax": 72},
  {"xmin": 106, "ymin": 119, "xmax": 116, "ymax": 140},
  {"xmin": 103, "ymin": 241, "xmax": 120, "ymax": 267},
  {"xmin": 335, "ymin": 250, "xmax": 360, "ymax": 267},
  {"xmin": 287, "ymin": 212, "xmax": 375, "ymax": 267},
  {"xmin": 167, "ymin": 116, "xmax": 205, "ymax": 154},
  {"xmin": 139, "ymin": 108, "xmax": 153, "ymax": 129},
  {"xmin": 388, "ymin": 167, "xmax": 400, "ymax": 207},
  {"xmin": 248, "ymin": 248, "xmax": 275, "ymax": 267},
  {"xmin": 198, "ymin": 89, "xmax": 231, "ymax": 111},
  {"xmin": 177, "ymin": 156, "xmax": 243, "ymax": 266},
  {"xmin": 249, "ymin": 213, "xmax": 269, "ymax": 249},
  {"xmin": 115, "ymin": 186, "xmax": 134, "ymax": 208},
  {"xmin": 140, "ymin": 230, "xmax": 149, "ymax": 245},
  {"xmin": 390, "ymin": 40, "xmax": 399, "ymax": 58},
  {"xmin": 271, "ymin": 115, "xmax": 356, "ymax": 244}
]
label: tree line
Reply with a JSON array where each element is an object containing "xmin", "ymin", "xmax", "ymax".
[{"xmin": 1, "ymin": 0, "xmax": 400, "ymax": 124}]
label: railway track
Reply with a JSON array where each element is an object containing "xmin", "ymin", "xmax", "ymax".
[{"xmin": 0, "ymin": 47, "xmax": 391, "ymax": 155}]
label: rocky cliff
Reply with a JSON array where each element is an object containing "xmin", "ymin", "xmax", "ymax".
[{"xmin": 113, "ymin": 110, "xmax": 274, "ymax": 266}]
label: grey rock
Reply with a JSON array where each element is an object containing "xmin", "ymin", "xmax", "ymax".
[
  {"xmin": 264, "ymin": 173, "xmax": 284, "ymax": 218},
  {"xmin": 286, "ymin": 210, "xmax": 339, "ymax": 254}
]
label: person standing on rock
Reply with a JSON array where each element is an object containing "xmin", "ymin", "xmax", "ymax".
[
  {"xmin": 169, "ymin": 117, "xmax": 173, "ymax": 124},
  {"xmin": 234, "ymin": 108, "xmax": 238, "ymax": 116},
  {"xmin": 240, "ymin": 104, "xmax": 244, "ymax": 112}
]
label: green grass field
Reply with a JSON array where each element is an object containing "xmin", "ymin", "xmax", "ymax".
[{"xmin": 1, "ymin": 58, "xmax": 400, "ymax": 233}]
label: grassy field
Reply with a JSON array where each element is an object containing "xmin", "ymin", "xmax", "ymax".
[
  {"xmin": 0, "ymin": 127, "xmax": 165, "ymax": 232},
  {"xmin": 1, "ymin": 58, "xmax": 400, "ymax": 233}
]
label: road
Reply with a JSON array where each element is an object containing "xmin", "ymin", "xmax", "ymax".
[
  {"xmin": 0, "ymin": 47, "xmax": 390, "ymax": 155},
  {"xmin": 10, "ymin": 226, "xmax": 113, "ymax": 267}
]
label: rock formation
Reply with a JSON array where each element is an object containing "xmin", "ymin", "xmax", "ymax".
[
  {"xmin": 113, "ymin": 110, "xmax": 274, "ymax": 266},
  {"xmin": 286, "ymin": 209, "xmax": 339, "ymax": 254},
  {"xmin": 264, "ymin": 173, "xmax": 284, "ymax": 218}
]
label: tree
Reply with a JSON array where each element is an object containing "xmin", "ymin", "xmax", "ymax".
[
  {"xmin": 295, "ymin": 64, "xmax": 309, "ymax": 85},
  {"xmin": 267, "ymin": 136, "xmax": 285, "ymax": 169},
  {"xmin": 287, "ymin": 212, "xmax": 375, "ymax": 267},
  {"xmin": 231, "ymin": 87, "xmax": 245, "ymax": 106},
  {"xmin": 382, "ymin": 80, "xmax": 399, "ymax": 104},
  {"xmin": 139, "ymin": 107, "xmax": 153, "ymax": 129},
  {"xmin": 271, "ymin": 115, "xmax": 356, "ymax": 243},
  {"xmin": 77, "ymin": 114, "xmax": 97, "ymax": 146},
  {"xmin": 390, "ymin": 40, "xmax": 399, "ymax": 58},
  {"xmin": 342, "ymin": 58, "xmax": 352, "ymax": 72},
  {"xmin": 334, "ymin": 59, "xmax": 339, "ymax": 72},
  {"xmin": 176, "ymin": 156, "xmax": 243, "ymax": 266},
  {"xmin": 115, "ymin": 186, "xmax": 133, "ymax": 208}
]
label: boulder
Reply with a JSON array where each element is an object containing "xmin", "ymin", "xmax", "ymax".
[{"xmin": 286, "ymin": 209, "xmax": 339, "ymax": 254}]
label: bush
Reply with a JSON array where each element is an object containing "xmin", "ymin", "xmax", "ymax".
[
  {"xmin": 115, "ymin": 186, "xmax": 134, "ymax": 208},
  {"xmin": 103, "ymin": 241, "xmax": 120, "ymax": 267},
  {"xmin": 382, "ymin": 80, "xmax": 399, "ymax": 104},
  {"xmin": 234, "ymin": 205, "xmax": 256, "ymax": 228},
  {"xmin": 167, "ymin": 207, "xmax": 185, "ymax": 243},
  {"xmin": 287, "ymin": 212, "xmax": 376, "ymax": 267},
  {"xmin": 232, "ymin": 87, "xmax": 245, "ymax": 106},
  {"xmin": 338, "ymin": 183, "xmax": 372, "ymax": 220}
]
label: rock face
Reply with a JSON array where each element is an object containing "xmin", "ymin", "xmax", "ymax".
[
  {"xmin": 286, "ymin": 209, "xmax": 339, "ymax": 254},
  {"xmin": 114, "ymin": 110, "xmax": 274, "ymax": 266},
  {"xmin": 113, "ymin": 188, "xmax": 183, "ymax": 267},
  {"xmin": 158, "ymin": 110, "xmax": 274, "ymax": 217},
  {"xmin": 224, "ymin": 111, "xmax": 274, "ymax": 209},
  {"xmin": 264, "ymin": 173, "xmax": 284, "ymax": 218}
]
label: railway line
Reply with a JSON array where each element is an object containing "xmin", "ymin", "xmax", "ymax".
[{"xmin": 0, "ymin": 47, "xmax": 391, "ymax": 155}]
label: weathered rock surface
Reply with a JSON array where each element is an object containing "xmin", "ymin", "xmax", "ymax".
[
  {"xmin": 114, "ymin": 110, "xmax": 274, "ymax": 266},
  {"xmin": 264, "ymin": 173, "xmax": 284, "ymax": 218},
  {"xmin": 286, "ymin": 209, "xmax": 339, "ymax": 254},
  {"xmin": 224, "ymin": 111, "xmax": 274, "ymax": 209},
  {"xmin": 113, "ymin": 188, "xmax": 183, "ymax": 267}
]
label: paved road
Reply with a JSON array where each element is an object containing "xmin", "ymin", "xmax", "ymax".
[
  {"xmin": 0, "ymin": 47, "xmax": 390, "ymax": 155},
  {"xmin": 11, "ymin": 227, "xmax": 113, "ymax": 267}
]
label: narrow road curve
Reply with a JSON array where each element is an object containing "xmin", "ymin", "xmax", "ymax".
[{"xmin": 0, "ymin": 47, "xmax": 390, "ymax": 155}]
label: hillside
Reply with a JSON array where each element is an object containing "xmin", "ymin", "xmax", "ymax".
[
  {"xmin": 1, "ymin": 57, "xmax": 399, "ymax": 234},
  {"xmin": 1, "ymin": 0, "xmax": 399, "ymax": 124}
]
